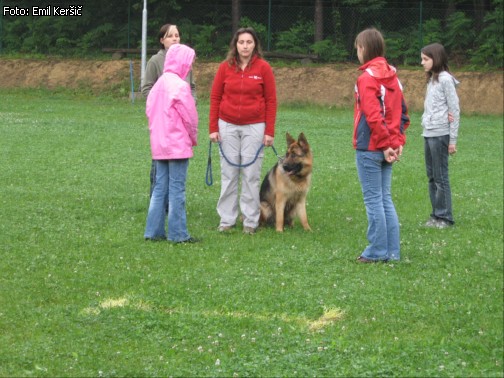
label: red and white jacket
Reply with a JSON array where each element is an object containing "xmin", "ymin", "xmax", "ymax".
[
  {"xmin": 209, "ymin": 55, "xmax": 277, "ymax": 136},
  {"xmin": 354, "ymin": 57, "xmax": 410, "ymax": 151}
]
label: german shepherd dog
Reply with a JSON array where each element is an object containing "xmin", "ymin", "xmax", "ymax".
[{"xmin": 259, "ymin": 132, "xmax": 313, "ymax": 232}]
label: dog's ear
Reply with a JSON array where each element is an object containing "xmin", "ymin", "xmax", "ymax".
[
  {"xmin": 286, "ymin": 132, "xmax": 295, "ymax": 146},
  {"xmin": 298, "ymin": 133, "xmax": 309, "ymax": 151}
]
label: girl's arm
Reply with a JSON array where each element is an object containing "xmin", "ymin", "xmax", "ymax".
[
  {"xmin": 176, "ymin": 86, "xmax": 199, "ymax": 146},
  {"xmin": 442, "ymin": 77, "xmax": 460, "ymax": 146}
]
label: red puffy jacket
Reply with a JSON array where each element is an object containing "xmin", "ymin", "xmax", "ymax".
[{"xmin": 354, "ymin": 57, "xmax": 410, "ymax": 151}]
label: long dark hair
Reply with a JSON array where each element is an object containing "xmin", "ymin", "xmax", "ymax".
[
  {"xmin": 421, "ymin": 43, "xmax": 449, "ymax": 83},
  {"xmin": 225, "ymin": 27, "xmax": 263, "ymax": 66}
]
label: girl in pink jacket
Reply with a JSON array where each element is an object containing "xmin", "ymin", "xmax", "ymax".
[{"xmin": 144, "ymin": 44, "xmax": 199, "ymax": 243}]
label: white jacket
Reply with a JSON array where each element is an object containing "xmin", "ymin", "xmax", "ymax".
[{"xmin": 421, "ymin": 71, "xmax": 460, "ymax": 144}]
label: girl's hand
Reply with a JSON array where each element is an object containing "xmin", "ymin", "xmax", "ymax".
[
  {"xmin": 448, "ymin": 112, "xmax": 454, "ymax": 123},
  {"xmin": 209, "ymin": 132, "xmax": 220, "ymax": 143},
  {"xmin": 396, "ymin": 145, "xmax": 403, "ymax": 161},
  {"xmin": 448, "ymin": 144, "xmax": 457, "ymax": 155},
  {"xmin": 383, "ymin": 147, "xmax": 397, "ymax": 163}
]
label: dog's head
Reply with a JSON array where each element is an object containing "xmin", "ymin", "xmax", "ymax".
[{"xmin": 282, "ymin": 132, "xmax": 312, "ymax": 177}]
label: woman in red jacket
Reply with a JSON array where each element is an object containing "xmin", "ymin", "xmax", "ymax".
[{"xmin": 209, "ymin": 27, "xmax": 277, "ymax": 234}]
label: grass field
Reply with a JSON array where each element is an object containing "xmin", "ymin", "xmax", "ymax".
[{"xmin": 1, "ymin": 89, "xmax": 502, "ymax": 377}]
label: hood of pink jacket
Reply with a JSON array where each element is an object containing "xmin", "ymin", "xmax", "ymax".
[{"xmin": 163, "ymin": 44, "xmax": 195, "ymax": 80}]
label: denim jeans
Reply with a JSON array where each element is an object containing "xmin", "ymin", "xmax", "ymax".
[
  {"xmin": 144, "ymin": 159, "xmax": 190, "ymax": 242},
  {"xmin": 149, "ymin": 160, "xmax": 156, "ymax": 197},
  {"xmin": 356, "ymin": 150, "xmax": 400, "ymax": 261},
  {"xmin": 424, "ymin": 135, "xmax": 454, "ymax": 224}
]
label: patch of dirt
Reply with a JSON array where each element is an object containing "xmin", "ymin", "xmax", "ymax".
[{"xmin": 0, "ymin": 58, "xmax": 502, "ymax": 114}]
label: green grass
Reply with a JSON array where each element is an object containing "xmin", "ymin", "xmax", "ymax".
[{"xmin": 1, "ymin": 88, "xmax": 502, "ymax": 377}]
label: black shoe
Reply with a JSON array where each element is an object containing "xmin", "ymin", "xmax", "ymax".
[
  {"xmin": 176, "ymin": 237, "xmax": 201, "ymax": 244},
  {"xmin": 356, "ymin": 256, "xmax": 388, "ymax": 263},
  {"xmin": 145, "ymin": 237, "xmax": 167, "ymax": 242}
]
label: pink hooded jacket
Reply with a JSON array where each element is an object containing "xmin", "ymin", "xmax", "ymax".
[{"xmin": 146, "ymin": 44, "xmax": 198, "ymax": 160}]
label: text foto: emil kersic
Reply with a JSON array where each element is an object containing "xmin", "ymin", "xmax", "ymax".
[{"xmin": 3, "ymin": 5, "xmax": 83, "ymax": 17}]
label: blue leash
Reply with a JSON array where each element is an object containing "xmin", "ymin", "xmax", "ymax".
[{"xmin": 206, "ymin": 141, "xmax": 282, "ymax": 186}]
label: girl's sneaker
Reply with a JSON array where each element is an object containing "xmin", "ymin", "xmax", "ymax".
[
  {"xmin": 424, "ymin": 217, "xmax": 438, "ymax": 227},
  {"xmin": 435, "ymin": 219, "xmax": 453, "ymax": 229}
]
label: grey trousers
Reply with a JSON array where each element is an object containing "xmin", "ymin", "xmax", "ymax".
[{"xmin": 217, "ymin": 119, "xmax": 265, "ymax": 228}]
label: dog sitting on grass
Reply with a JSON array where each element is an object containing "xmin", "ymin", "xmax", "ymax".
[{"xmin": 259, "ymin": 132, "xmax": 313, "ymax": 232}]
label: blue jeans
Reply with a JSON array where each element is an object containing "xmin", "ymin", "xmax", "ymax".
[
  {"xmin": 149, "ymin": 160, "xmax": 156, "ymax": 197},
  {"xmin": 144, "ymin": 159, "xmax": 190, "ymax": 242},
  {"xmin": 356, "ymin": 150, "xmax": 400, "ymax": 261},
  {"xmin": 424, "ymin": 135, "xmax": 454, "ymax": 224}
]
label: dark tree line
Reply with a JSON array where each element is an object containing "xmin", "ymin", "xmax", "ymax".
[{"xmin": 1, "ymin": 0, "xmax": 502, "ymax": 67}]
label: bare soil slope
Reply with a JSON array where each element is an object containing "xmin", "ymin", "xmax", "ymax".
[{"xmin": 1, "ymin": 58, "xmax": 502, "ymax": 114}]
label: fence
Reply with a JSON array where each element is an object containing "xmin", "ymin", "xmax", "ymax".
[{"xmin": 0, "ymin": 1, "xmax": 500, "ymax": 67}]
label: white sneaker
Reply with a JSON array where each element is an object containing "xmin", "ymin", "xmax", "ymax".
[
  {"xmin": 243, "ymin": 226, "xmax": 256, "ymax": 234},
  {"xmin": 424, "ymin": 217, "xmax": 438, "ymax": 227},
  {"xmin": 435, "ymin": 219, "xmax": 452, "ymax": 229}
]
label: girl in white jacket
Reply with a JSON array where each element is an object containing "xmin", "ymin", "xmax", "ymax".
[{"xmin": 420, "ymin": 43, "xmax": 460, "ymax": 228}]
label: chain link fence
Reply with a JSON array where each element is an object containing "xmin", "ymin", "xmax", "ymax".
[
  {"xmin": 175, "ymin": 3, "xmax": 484, "ymax": 66},
  {"xmin": 1, "ymin": 1, "xmax": 499, "ymax": 66}
]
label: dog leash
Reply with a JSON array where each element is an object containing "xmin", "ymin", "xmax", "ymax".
[{"xmin": 205, "ymin": 141, "xmax": 282, "ymax": 186}]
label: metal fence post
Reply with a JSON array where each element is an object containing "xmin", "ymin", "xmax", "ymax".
[
  {"xmin": 141, "ymin": 0, "xmax": 147, "ymax": 90},
  {"xmin": 419, "ymin": 1, "xmax": 423, "ymax": 47},
  {"xmin": 267, "ymin": 0, "xmax": 272, "ymax": 51}
]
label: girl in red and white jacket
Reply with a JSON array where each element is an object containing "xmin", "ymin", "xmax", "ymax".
[
  {"xmin": 209, "ymin": 27, "xmax": 277, "ymax": 234},
  {"xmin": 353, "ymin": 28, "xmax": 410, "ymax": 263}
]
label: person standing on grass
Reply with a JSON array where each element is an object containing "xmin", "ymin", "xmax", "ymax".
[
  {"xmin": 141, "ymin": 23, "xmax": 196, "ymax": 198},
  {"xmin": 420, "ymin": 43, "xmax": 460, "ymax": 229},
  {"xmin": 144, "ymin": 44, "xmax": 199, "ymax": 244},
  {"xmin": 209, "ymin": 27, "xmax": 277, "ymax": 235},
  {"xmin": 353, "ymin": 28, "xmax": 410, "ymax": 263}
]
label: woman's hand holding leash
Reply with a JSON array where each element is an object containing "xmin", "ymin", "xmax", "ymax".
[
  {"xmin": 209, "ymin": 132, "xmax": 220, "ymax": 143},
  {"xmin": 263, "ymin": 135, "xmax": 274, "ymax": 147}
]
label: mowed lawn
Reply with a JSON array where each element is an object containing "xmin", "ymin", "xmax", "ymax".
[{"xmin": 0, "ymin": 89, "xmax": 502, "ymax": 377}]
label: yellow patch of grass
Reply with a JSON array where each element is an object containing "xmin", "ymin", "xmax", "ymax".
[
  {"xmin": 308, "ymin": 307, "xmax": 344, "ymax": 331},
  {"xmin": 100, "ymin": 297, "xmax": 129, "ymax": 309}
]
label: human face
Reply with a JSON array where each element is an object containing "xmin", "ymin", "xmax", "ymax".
[
  {"xmin": 421, "ymin": 53, "xmax": 433, "ymax": 72},
  {"xmin": 236, "ymin": 32, "xmax": 255, "ymax": 61},
  {"xmin": 161, "ymin": 26, "xmax": 180, "ymax": 49},
  {"xmin": 356, "ymin": 44, "xmax": 365, "ymax": 64}
]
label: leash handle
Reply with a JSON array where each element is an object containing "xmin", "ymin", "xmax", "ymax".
[{"xmin": 205, "ymin": 141, "xmax": 214, "ymax": 186}]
